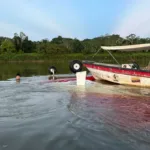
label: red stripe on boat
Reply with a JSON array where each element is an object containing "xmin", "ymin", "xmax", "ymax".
[
  {"xmin": 84, "ymin": 63, "xmax": 150, "ymax": 78},
  {"xmin": 41, "ymin": 75, "xmax": 95, "ymax": 83}
]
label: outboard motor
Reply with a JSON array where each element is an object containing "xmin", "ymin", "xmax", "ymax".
[
  {"xmin": 132, "ymin": 62, "xmax": 140, "ymax": 70},
  {"xmin": 48, "ymin": 66, "xmax": 57, "ymax": 75},
  {"xmin": 48, "ymin": 66, "xmax": 57, "ymax": 80},
  {"xmin": 69, "ymin": 60, "xmax": 83, "ymax": 73}
]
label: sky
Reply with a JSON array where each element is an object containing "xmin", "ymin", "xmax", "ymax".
[{"xmin": 0, "ymin": 0, "xmax": 150, "ymax": 41}]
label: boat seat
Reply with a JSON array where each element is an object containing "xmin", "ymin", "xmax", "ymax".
[
  {"xmin": 122, "ymin": 64, "xmax": 133, "ymax": 69},
  {"xmin": 122, "ymin": 63, "xmax": 140, "ymax": 70}
]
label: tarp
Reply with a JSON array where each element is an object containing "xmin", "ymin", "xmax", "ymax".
[{"xmin": 101, "ymin": 43, "xmax": 150, "ymax": 51}]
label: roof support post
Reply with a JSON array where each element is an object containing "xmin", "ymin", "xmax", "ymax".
[{"xmin": 106, "ymin": 50, "xmax": 120, "ymax": 65}]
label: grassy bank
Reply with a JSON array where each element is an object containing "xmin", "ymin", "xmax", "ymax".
[
  {"xmin": 0, "ymin": 52, "xmax": 150, "ymax": 63},
  {"xmin": 0, "ymin": 53, "xmax": 86, "ymax": 62}
]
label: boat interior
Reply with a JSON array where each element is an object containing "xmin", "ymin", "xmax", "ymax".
[{"xmin": 82, "ymin": 60, "xmax": 150, "ymax": 72}]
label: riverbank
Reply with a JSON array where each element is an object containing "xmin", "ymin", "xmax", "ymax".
[
  {"xmin": 0, "ymin": 52, "xmax": 150, "ymax": 63},
  {"xmin": 0, "ymin": 53, "xmax": 84, "ymax": 62},
  {"xmin": 0, "ymin": 52, "xmax": 150, "ymax": 80}
]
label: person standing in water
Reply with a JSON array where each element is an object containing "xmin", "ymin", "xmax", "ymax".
[{"xmin": 16, "ymin": 73, "xmax": 21, "ymax": 82}]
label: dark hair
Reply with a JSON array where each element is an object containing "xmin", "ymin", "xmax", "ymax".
[{"xmin": 16, "ymin": 73, "xmax": 21, "ymax": 76}]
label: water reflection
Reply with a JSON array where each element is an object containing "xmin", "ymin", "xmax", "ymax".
[
  {"xmin": 1, "ymin": 57, "xmax": 150, "ymax": 81},
  {"xmin": 0, "ymin": 61, "xmax": 72, "ymax": 80},
  {"xmin": 69, "ymin": 83, "xmax": 150, "ymax": 126},
  {"xmin": 67, "ymin": 82, "xmax": 150, "ymax": 149}
]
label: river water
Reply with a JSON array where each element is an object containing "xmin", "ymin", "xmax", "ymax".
[{"xmin": 0, "ymin": 62, "xmax": 150, "ymax": 150}]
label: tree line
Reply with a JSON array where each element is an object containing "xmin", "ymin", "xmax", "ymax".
[{"xmin": 0, "ymin": 32, "xmax": 150, "ymax": 54}]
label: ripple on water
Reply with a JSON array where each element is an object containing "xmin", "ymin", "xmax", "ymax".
[
  {"xmin": 0, "ymin": 80, "xmax": 71, "ymax": 123},
  {"xmin": 0, "ymin": 76, "xmax": 150, "ymax": 150},
  {"xmin": 68, "ymin": 86, "xmax": 150, "ymax": 148}
]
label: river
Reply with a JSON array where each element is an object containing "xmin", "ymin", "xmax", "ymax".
[{"xmin": 0, "ymin": 61, "xmax": 150, "ymax": 150}]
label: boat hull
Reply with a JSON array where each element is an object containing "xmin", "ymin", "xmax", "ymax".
[
  {"xmin": 41, "ymin": 74, "xmax": 95, "ymax": 84},
  {"xmin": 84, "ymin": 62, "xmax": 150, "ymax": 87}
]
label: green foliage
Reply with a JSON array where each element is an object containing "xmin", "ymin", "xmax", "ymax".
[
  {"xmin": 13, "ymin": 32, "xmax": 34, "ymax": 53},
  {"xmin": 46, "ymin": 43, "xmax": 70, "ymax": 54},
  {"xmin": 0, "ymin": 52, "xmax": 150, "ymax": 63},
  {"xmin": 51, "ymin": 36, "xmax": 63, "ymax": 44},
  {"xmin": 36, "ymin": 40, "xmax": 70, "ymax": 54},
  {"xmin": 0, "ymin": 39, "xmax": 16, "ymax": 53},
  {"xmin": 0, "ymin": 32, "xmax": 150, "ymax": 57},
  {"xmin": 71, "ymin": 39, "xmax": 84, "ymax": 53}
]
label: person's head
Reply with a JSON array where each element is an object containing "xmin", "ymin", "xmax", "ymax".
[{"xmin": 16, "ymin": 73, "xmax": 21, "ymax": 82}]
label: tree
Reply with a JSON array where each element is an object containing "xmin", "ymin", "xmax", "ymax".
[
  {"xmin": 51, "ymin": 36, "xmax": 63, "ymax": 44},
  {"xmin": 36, "ymin": 39, "xmax": 49, "ymax": 54},
  {"xmin": 22, "ymin": 39, "xmax": 34, "ymax": 53},
  {"xmin": 0, "ymin": 31, "xmax": 150, "ymax": 55},
  {"xmin": 13, "ymin": 33, "xmax": 21, "ymax": 51},
  {"xmin": 62, "ymin": 38, "xmax": 73, "ymax": 52},
  {"xmin": 13, "ymin": 32, "xmax": 28, "ymax": 52},
  {"xmin": 126, "ymin": 34, "xmax": 137, "ymax": 44},
  {"xmin": 72, "ymin": 39, "xmax": 84, "ymax": 53},
  {"xmin": 1, "ymin": 39, "xmax": 16, "ymax": 53}
]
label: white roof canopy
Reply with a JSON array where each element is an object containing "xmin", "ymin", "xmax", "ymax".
[{"xmin": 101, "ymin": 43, "xmax": 150, "ymax": 51}]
